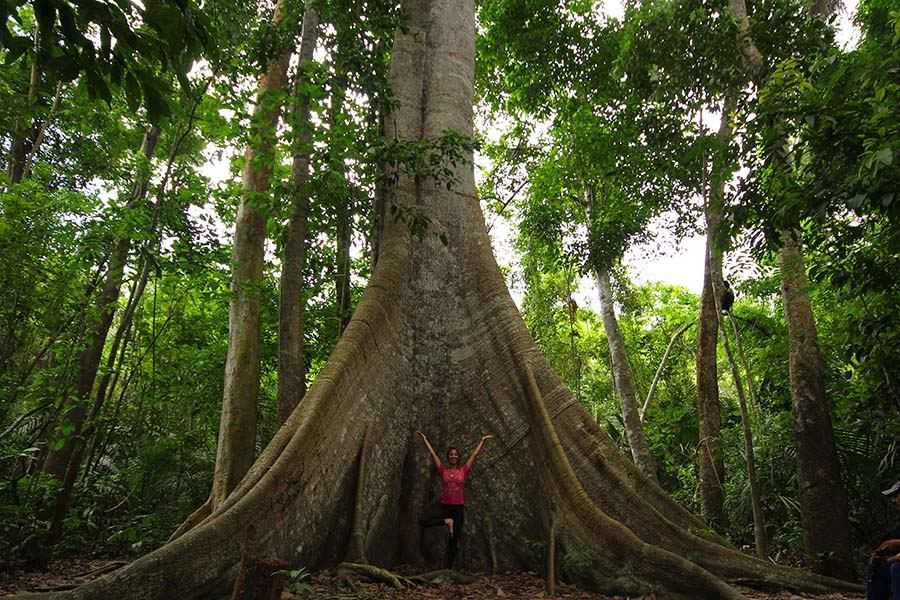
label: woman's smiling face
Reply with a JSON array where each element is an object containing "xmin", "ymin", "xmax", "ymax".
[{"xmin": 447, "ymin": 448, "xmax": 460, "ymax": 465}]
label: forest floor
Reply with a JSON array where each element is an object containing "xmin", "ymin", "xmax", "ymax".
[{"xmin": 0, "ymin": 557, "xmax": 865, "ymax": 599}]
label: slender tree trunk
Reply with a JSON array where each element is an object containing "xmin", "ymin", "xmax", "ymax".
[
  {"xmin": 563, "ymin": 265, "xmax": 581, "ymax": 401},
  {"xmin": 92, "ymin": 259, "xmax": 150, "ymax": 425},
  {"xmin": 723, "ymin": 0, "xmax": 855, "ymax": 576},
  {"xmin": 595, "ymin": 266, "xmax": 657, "ymax": 483},
  {"xmin": 22, "ymin": 80, "xmax": 63, "ymax": 180},
  {"xmin": 7, "ymin": 23, "xmax": 41, "ymax": 183},
  {"xmin": 211, "ymin": 0, "xmax": 294, "ymax": 510},
  {"xmin": 335, "ymin": 202, "xmax": 353, "ymax": 335},
  {"xmin": 641, "ymin": 320, "xmax": 695, "ymax": 420},
  {"xmin": 728, "ymin": 314, "xmax": 759, "ymax": 417},
  {"xmin": 779, "ymin": 232, "xmax": 854, "ymax": 579},
  {"xmin": 327, "ymin": 81, "xmax": 353, "ymax": 336},
  {"xmin": 23, "ymin": 2, "xmax": 864, "ymax": 598},
  {"xmin": 696, "ymin": 187, "xmax": 726, "ymax": 529},
  {"xmin": 585, "ymin": 187, "xmax": 656, "ymax": 482},
  {"xmin": 42, "ymin": 125, "xmax": 161, "ymax": 480},
  {"xmin": 713, "ymin": 282, "xmax": 766, "ymax": 558},
  {"xmin": 695, "ymin": 99, "xmax": 733, "ymax": 530},
  {"xmin": 277, "ymin": 3, "xmax": 319, "ymax": 428},
  {"xmin": 370, "ymin": 104, "xmax": 388, "ymax": 271}
]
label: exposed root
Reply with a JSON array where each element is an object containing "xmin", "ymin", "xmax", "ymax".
[
  {"xmin": 407, "ymin": 569, "xmax": 478, "ymax": 585},
  {"xmin": 336, "ymin": 563, "xmax": 412, "ymax": 589},
  {"xmin": 168, "ymin": 497, "xmax": 211, "ymax": 542},
  {"xmin": 545, "ymin": 512, "xmax": 557, "ymax": 595},
  {"xmin": 522, "ymin": 362, "xmax": 747, "ymax": 600},
  {"xmin": 345, "ymin": 426, "xmax": 373, "ymax": 564},
  {"xmin": 364, "ymin": 493, "xmax": 387, "ymax": 551}
]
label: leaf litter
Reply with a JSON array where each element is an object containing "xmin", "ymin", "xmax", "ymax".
[{"xmin": 0, "ymin": 559, "xmax": 865, "ymax": 599}]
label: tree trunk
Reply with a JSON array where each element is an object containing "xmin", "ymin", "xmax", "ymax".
[
  {"xmin": 641, "ymin": 320, "xmax": 695, "ymax": 420},
  {"xmin": 6, "ymin": 23, "xmax": 41, "ymax": 184},
  {"xmin": 41, "ymin": 125, "xmax": 161, "ymax": 480},
  {"xmin": 694, "ymin": 98, "xmax": 733, "ymax": 531},
  {"xmin": 713, "ymin": 283, "xmax": 766, "ymax": 559},
  {"xmin": 211, "ymin": 0, "xmax": 294, "ymax": 509},
  {"xmin": 44, "ymin": 259, "xmax": 152, "ymax": 545},
  {"xmin": 723, "ymin": 0, "xmax": 855, "ymax": 577},
  {"xmin": 327, "ymin": 80, "xmax": 353, "ymax": 337},
  {"xmin": 563, "ymin": 265, "xmax": 581, "ymax": 401},
  {"xmin": 696, "ymin": 228, "xmax": 726, "ymax": 529},
  {"xmin": 370, "ymin": 103, "xmax": 388, "ymax": 271},
  {"xmin": 277, "ymin": 3, "xmax": 320, "ymax": 428},
  {"xmin": 728, "ymin": 314, "xmax": 759, "ymax": 416},
  {"xmin": 595, "ymin": 265, "xmax": 657, "ymax": 484},
  {"xmin": 25, "ymin": 2, "xmax": 863, "ymax": 598},
  {"xmin": 584, "ymin": 186, "xmax": 655, "ymax": 482},
  {"xmin": 22, "ymin": 80, "xmax": 63, "ymax": 180},
  {"xmin": 779, "ymin": 232, "xmax": 854, "ymax": 579},
  {"xmin": 335, "ymin": 200, "xmax": 352, "ymax": 336}
]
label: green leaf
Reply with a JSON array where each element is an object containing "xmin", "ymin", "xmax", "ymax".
[
  {"xmin": 86, "ymin": 67, "xmax": 112, "ymax": 105},
  {"xmin": 124, "ymin": 72, "xmax": 142, "ymax": 112},
  {"xmin": 57, "ymin": 3, "xmax": 81, "ymax": 44},
  {"xmin": 875, "ymin": 147, "xmax": 893, "ymax": 166},
  {"xmin": 142, "ymin": 81, "xmax": 172, "ymax": 123},
  {"xmin": 33, "ymin": 0, "xmax": 56, "ymax": 30},
  {"xmin": 3, "ymin": 36, "xmax": 30, "ymax": 65}
]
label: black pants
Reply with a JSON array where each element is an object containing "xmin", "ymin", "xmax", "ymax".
[{"xmin": 419, "ymin": 502, "xmax": 465, "ymax": 568}]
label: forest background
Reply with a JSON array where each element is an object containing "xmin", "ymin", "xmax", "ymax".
[{"xmin": 0, "ymin": 0, "xmax": 898, "ymax": 583}]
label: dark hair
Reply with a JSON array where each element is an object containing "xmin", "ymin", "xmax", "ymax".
[{"xmin": 446, "ymin": 447, "xmax": 460, "ymax": 460}]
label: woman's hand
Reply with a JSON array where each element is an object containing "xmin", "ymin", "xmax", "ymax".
[
  {"xmin": 466, "ymin": 435, "xmax": 494, "ymax": 469},
  {"xmin": 417, "ymin": 430, "xmax": 441, "ymax": 469}
]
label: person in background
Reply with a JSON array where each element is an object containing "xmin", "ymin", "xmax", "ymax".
[{"xmin": 868, "ymin": 480, "xmax": 900, "ymax": 600}]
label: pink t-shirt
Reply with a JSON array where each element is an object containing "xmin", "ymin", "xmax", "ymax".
[{"xmin": 438, "ymin": 464, "xmax": 469, "ymax": 505}]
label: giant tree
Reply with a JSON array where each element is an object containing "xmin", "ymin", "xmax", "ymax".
[{"xmin": 14, "ymin": 1, "xmax": 865, "ymax": 598}]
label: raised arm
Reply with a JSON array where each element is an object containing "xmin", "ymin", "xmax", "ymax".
[
  {"xmin": 416, "ymin": 430, "xmax": 441, "ymax": 470},
  {"xmin": 465, "ymin": 434, "xmax": 494, "ymax": 470}
]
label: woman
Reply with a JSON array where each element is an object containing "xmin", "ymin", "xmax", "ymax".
[{"xmin": 416, "ymin": 430, "xmax": 493, "ymax": 568}]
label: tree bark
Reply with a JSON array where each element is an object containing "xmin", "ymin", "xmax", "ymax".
[
  {"xmin": 584, "ymin": 186, "xmax": 656, "ymax": 482},
  {"xmin": 22, "ymin": 2, "xmax": 863, "ymax": 598},
  {"xmin": 563, "ymin": 265, "xmax": 581, "ymax": 401},
  {"xmin": 713, "ymin": 283, "xmax": 766, "ymax": 559},
  {"xmin": 41, "ymin": 125, "xmax": 161, "ymax": 480},
  {"xmin": 724, "ymin": 0, "xmax": 855, "ymax": 577},
  {"xmin": 641, "ymin": 320, "xmax": 695, "ymax": 420},
  {"xmin": 22, "ymin": 80, "xmax": 63, "ymax": 180},
  {"xmin": 728, "ymin": 314, "xmax": 759, "ymax": 416},
  {"xmin": 595, "ymin": 265, "xmax": 657, "ymax": 483},
  {"xmin": 211, "ymin": 0, "xmax": 294, "ymax": 509},
  {"xmin": 370, "ymin": 102, "xmax": 388, "ymax": 271},
  {"xmin": 277, "ymin": 3, "xmax": 320, "ymax": 428},
  {"xmin": 6, "ymin": 22, "xmax": 41, "ymax": 183},
  {"xmin": 335, "ymin": 200, "xmax": 353, "ymax": 335},
  {"xmin": 696, "ymin": 214, "xmax": 726, "ymax": 529},
  {"xmin": 779, "ymin": 232, "xmax": 854, "ymax": 579},
  {"xmin": 328, "ymin": 81, "xmax": 353, "ymax": 336}
]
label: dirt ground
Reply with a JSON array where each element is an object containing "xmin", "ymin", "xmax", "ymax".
[{"xmin": 0, "ymin": 558, "xmax": 866, "ymax": 599}]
